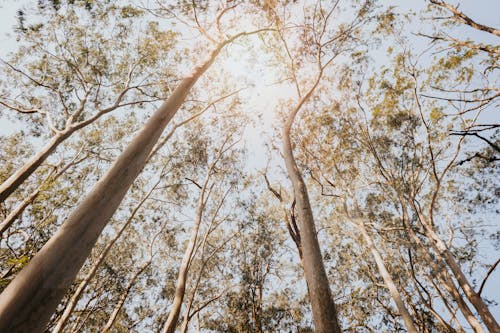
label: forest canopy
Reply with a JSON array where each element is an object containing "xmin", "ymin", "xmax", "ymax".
[{"xmin": 0, "ymin": 0, "xmax": 498, "ymax": 332}]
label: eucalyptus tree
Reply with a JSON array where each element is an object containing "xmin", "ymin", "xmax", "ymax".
[
  {"xmin": 263, "ymin": 1, "xmax": 375, "ymax": 331},
  {"xmin": 421, "ymin": 0, "xmax": 500, "ymax": 164},
  {"xmin": 0, "ymin": 2, "xmax": 273, "ymax": 331},
  {"xmin": 161, "ymin": 129, "xmax": 243, "ymax": 333},
  {"xmin": 50, "ymin": 163, "xmax": 169, "ymax": 333},
  {"xmin": 0, "ymin": 2, "xmax": 176, "ymax": 203},
  {"xmin": 356, "ymin": 9, "xmax": 499, "ymax": 330},
  {"xmin": 280, "ymin": 4, "xmax": 499, "ymax": 328},
  {"xmin": 343, "ymin": 198, "xmax": 418, "ymax": 333},
  {"xmin": 292, "ymin": 76, "xmax": 482, "ymax": 332},
  {"xmin": 343, "ymin": 45, "xmax": 497, "ymax": 331},
  {"xmin": 2, "ymin": 0, "xmax": 497, "ymax": 332},
  {"xmin": 48, "ymin": 85, "xmax": 246, "ymax": 331},
  {"xmin": 290, "ymin": 98, "xmax": 433, "ymax": 331}
]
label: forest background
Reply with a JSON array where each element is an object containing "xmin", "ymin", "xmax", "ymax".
[{"xmin": 0, "ymin": 0, "xmax": 498, "ymax": 332}]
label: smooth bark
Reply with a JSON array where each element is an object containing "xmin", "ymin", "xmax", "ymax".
[
  {"xmin": 51, "ymin": 186, "xmax": 155, "ymax": 333},
  {"xmin": 0, "ymin": 44, "xmax": 224, "ymax": 332},
  {"xmin": 282, "ymin": 94, "xmax": 341, "ymax": 332},
  {"xmin": 161, "ymin": 169, "xmax": 211, "ymax": 333},
  {"xmin": 353, "ymin": 219, "xmax": 418, "ymax": 333}
]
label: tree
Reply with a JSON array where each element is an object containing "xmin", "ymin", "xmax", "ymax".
[
  {"xmin": 0, "ymin": 2, "xmax": 271, "ymax": 331},
  {"xmin": 422, "ymin": 0, "xmax": 500, "ymax": 165},
  {"xmin": 267, "ymin": 1, "xmax": 374, "ymax": 331},
  {"xmin": 0, "ymin": 0, "xmax": 498, "ymax": 332},
  {"xmin": 162, "ymin": 131, "xmax": 241, "ymax": 333},
  {"xmin": 0, "ymin": 2, "xmax": 174, "ymax": 202}
]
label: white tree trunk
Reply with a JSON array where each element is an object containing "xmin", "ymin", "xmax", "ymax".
[
  {"xmin": 161, "ymin": 170, "xmax": 211, "ymax": 333},
  {"xmin": 354, "ymin": 220, "xmax": 418, "ymax": 333}
]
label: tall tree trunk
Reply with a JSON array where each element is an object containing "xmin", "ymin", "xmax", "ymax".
[
  {"xmin": 0, "ymin": 133, "xmax": 67, "ymax": 203},
  {"xmin": 414, "ymin": 210, "xmax": 500, "ymax": 333},
  {"xmin": 404, "ymin": 215, "xmax": 485, "ymax": 333},
  {"xmin": 101, "ymin": 261, "xmax": 151, "ymax": 333},
  {"xmin": 161, "ymin": 162, "xmax": 213, "ymax": 333},
  {"xmin": 353, "ymin": 220, "xmax": 418, "ymax": 333},
  {"xmin": 428, "ymin": 227, "xmax": 500, "ymax": 333},
  {"xmin": 282, "ymin": 99, "xmax": 341, "ymax": 332},
  {"xmin": 0, "ymin": 44, "xmax": 224, "ymax": 333}
]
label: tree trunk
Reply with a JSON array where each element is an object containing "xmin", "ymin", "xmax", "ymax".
[
  {"xmin": 161, "ymin": 167, "xmax": 211, "ymax": 333},
  {"xmin": 179, "ymin": 214, "xmax": 215, "ymax": 333},
  {"xmin": 282, "ymin": 104, "xmax": 341, "ymax": 332},
  {"xmin": 432, "ymin": 230, "xmax": 500, "ymax": 333},
  {"xmin": 416, "ymin": 211, "xmax": 500, "ymax": 333},
  {"xmin": 405, "ymin": 219, "xmax": 485, "ymax": 333},
  {"xmin": 0, "ymin": 44, "xmax": 224, "ymax": 333},
  {"xmin": 101, "ymin": 261, "xmax": 150, "ymax": 333},
  {"xmin": 0, "ymin": 133, "xmax": 67, "ymax": 203},
  {"xmin": 354, "ymin": 220, "xmax": 418, "ymax": 333},
  {"xmin": 51, "ymin": 188, "xmax": 153, "ymax": 333}
]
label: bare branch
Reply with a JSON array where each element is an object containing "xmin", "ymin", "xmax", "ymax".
[
  {"xmin": 429, "ymin": 0, "xmax": 500, "ymax": 37},
  {"xmin": 479, "ymin": 258, "xmax": 500, "ymax": 296}
]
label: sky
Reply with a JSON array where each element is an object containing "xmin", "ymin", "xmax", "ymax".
[{"xmin": 0, "ymin": 0, "xmax": 498, "ymax": 330}]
